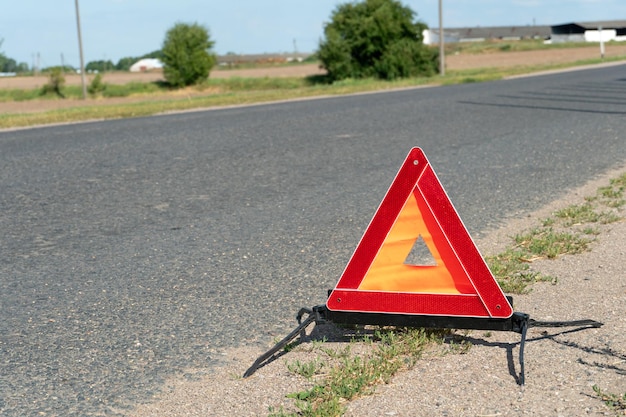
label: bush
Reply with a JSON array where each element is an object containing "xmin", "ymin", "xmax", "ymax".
[
  {"xmin": 88, "ymin": 73, "xmax": 107, "ymax": 97},
  {"xmin": 40, "ymin": 68, "xmax": 66, "ymax": 98},
  {"xmin": 318, "ymin": 0, "xmax": 438, "ymax": 81},
  {"xmin": 161, "ymin": 22, "xmax": 216, "ymax": 87}
]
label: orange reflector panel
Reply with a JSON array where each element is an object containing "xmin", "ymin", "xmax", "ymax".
[{"xmin": 327, "ymin": 148, "xmax": 512, "ymax": 318}]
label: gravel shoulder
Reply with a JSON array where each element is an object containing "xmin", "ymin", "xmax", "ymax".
[{"xmin": 129, "ymin": 164, "xmax": 626, "ymax": 417}]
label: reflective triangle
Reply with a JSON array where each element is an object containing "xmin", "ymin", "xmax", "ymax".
[{"xmin": 327, "ymin": 148, "xmax": 512, "ymax": 318}]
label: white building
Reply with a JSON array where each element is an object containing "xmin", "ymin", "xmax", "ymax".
[
  {"xmin": 424, "ymin": 26, "xmax": 551, "ymax": 45},
  {"xmin": 423, "ymin": 21, "xmax": 626, "ymax": 45},
  {"xmin": 129, "ymin": 58, "xmax": 163, "ymax": 72},
  {"xmin": 551, "ymin": 21, "xmax": 626, "ymax": 43}
]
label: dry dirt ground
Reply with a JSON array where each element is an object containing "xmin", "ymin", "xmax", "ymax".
[{"xmin": 1, "ymin": 44, "xmax": 626, "ymax": 115}]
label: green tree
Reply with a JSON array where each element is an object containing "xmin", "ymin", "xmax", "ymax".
[
  {"xmin": 143, "ymin": 49, "xmax": 164, "ymax": 60},
  {"xmin": 1, "ymin": 38, "xmax": 29, "ymax": 73},
  {"xmin": 86, "ymin": 59, "xmax": 114, "ymax": 73},
  {"xmin": 115, "ymin": 56, "xmax": 136, "ymax": 71},
  {"xmin": 0, "ymin": 56, "xmax": 17, "ymax": 72},
  {"xmin": 318, "ymin": 0, "xmax": 438, "ymax": 81},
  {"xmin": 16, "ymin": 62, "xmax": 29, "ymax": 73},
  {"xmin": 161, "ymin": 22, "xmax": 216, "ymax": 87}
]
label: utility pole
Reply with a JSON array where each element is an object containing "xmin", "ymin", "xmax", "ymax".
[
  {"xmin": 75, "ymin": 0, "xmax": 87, "ymax": 99},
  {"xmin": 438, "ymin": 0, "xmax": 445, "ymax": 76}
]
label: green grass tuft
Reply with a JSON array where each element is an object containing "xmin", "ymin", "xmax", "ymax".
[
  {"xmin": 513, "ymin": 228, "xmax": 592, "ymax": 259},
  {"xmin": 489, "ymin": 173, "xmax": 625, "ymax": 294},
  {"xmin": 593, "ymin": 385, "xmax": 626, "ymax": 412},
  {"xmin": 272, "ymin": 328, "xmax": 445, "ymax": 417}
]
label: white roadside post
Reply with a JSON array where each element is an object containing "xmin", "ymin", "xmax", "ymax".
[{"xmin": 599, "ymin": 26, "xmax": 605, "ymax": 59}]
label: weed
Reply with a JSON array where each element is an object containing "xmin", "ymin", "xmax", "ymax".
[
  {"xmin": 283, "ymin": 340, "xmax": 300, "ymax": 353},
  {"xmin": 448, "ymin": 339, "xmax": 472, "ymax": 354},
  {"xmin": 554, "ymin": 203, "xmax": 600, "ymax": 225},
  {"xmin": 88, "ymin": 73, "xmax": 107, "ymax": 97},
  {"xmin": 600, "ymin": 211, "xmax": 622, "ymax": 224},
  {"xmin": 208, "ymin": 76, "xmax": 307, "ymax": 91},
  {"xmin": 310, "ymin": 337, "xmax": 328, "ymax": 350},
  {"xmin": 592, "ymin": 385, "xmax": 626, "ymax": 412},
  {"xmin": 514, "ymin": 228, "xmax": 591, "ymax": 259},
  {"xmin": 582, "ymin": 227, "xmax": 600, "ymax": 236},
  {"xmin": 554, "ymin": 203, "xmax": 622, "ymax": 225},
  {"xmin": 487, "ymin": 173, "xmax": 626, "ymax": 294},
  {"xmin": 268, "ymin": 405, "xmax": 297, "ymax": 417},
  {"xmin": 486, "ymin": 249, "xmax": 553, "ymax": 294},
  {"xmin": 320, "ymin": 344, "xmax": 352, "ymax": 360},
  {"xmin": 596, "ymin": 174, "xmax": 626, "ymax": 209},
  {"xmin": 287, "ymin": 358, "xmax": 324, "ymax": 379},
  {"xmin": 599, "ymin": 175, "xmax": 626, "ymax": 199},
  {"xmin": 40, "ymin": 68, "xmax": 66, "ymax": 98},
  {"xmin": 275, "ymin": 327, "xmax": 444, "ymax": 416},
  {"xmin": 101, "ymin": 81, "xmax": 162, "ymax": 97},
  {"xmin": 598, "ymin": 185, "xmax": 623, "ymax": 200},
  {"xmin": 0, "ymin": 88, "xmax": 41, "ymax": 102}
]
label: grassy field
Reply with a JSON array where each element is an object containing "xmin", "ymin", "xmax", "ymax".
[
  {"xmin": 1, "ymin": 40, "xmax": 625, "ymax": 129},
  {"xmin": 445, "ymin": 39, "xmax": 596, "ymax": 54}
]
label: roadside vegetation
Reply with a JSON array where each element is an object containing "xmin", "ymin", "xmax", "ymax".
[
  {"xmin": 593, "ymin": 385, "xmax": 626, "ymax": 414},
  {"xmin": 267, "ymin": 172, "xmax": 626, "ymax": 416},
  {"xmin": 317, "ymin": 0, "xmax": 437, "ymax": 81},
  {"xmin": 268, "ymin": 327, "xmax": 465, "ymax": 417},
  {"xmin": 3, "ymin": 0, "xmax": 622, "ymax": 130},
  {"xmin": 489, "ymin": 172, "xmax": 625, "ymax": 294},
  {"xmin": 0, "ymin": 38, "xmax": 29, "ymax": 73},
  {"xmin": 445, "ymin": 38, "xmax": 612, "ymax": 55},
  {"xmin": 1, "ymin": 49, "xmax": 625, "ymax": 130},
  {"xmin": 161, "ymin": 22, "xmax": 217, "ymax": 87}
]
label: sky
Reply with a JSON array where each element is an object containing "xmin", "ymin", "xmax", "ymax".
[{"xmin": 1, "ymin": 0, "xmax": 625, "ymax": 69}]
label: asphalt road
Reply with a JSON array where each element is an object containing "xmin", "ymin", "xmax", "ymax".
[{"xmin": 1, "ymin": 64, "xmax": 625, "ymax": 416}]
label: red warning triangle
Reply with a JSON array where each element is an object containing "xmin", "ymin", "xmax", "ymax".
[{"xmin": 327, "ymin": 148, "xmax": 512, "ymax": 318}]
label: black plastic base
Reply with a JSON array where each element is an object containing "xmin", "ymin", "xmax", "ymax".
[
  {"xmin": 316, "ymin": 305, "xmax": 529, "ymax": 334},
  {"xmin": 244, "ymin": 301, "xmax": 601, "ymax": 382}
]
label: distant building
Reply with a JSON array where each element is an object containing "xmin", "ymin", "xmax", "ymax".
[
  {"xmin": 129, "ymin": 58, "xmax": 163, "ymax": 72},
  {"xmin": 424, "ymin": 20, "xmax": 626, "ymax": 45},
  {"xmin": 424, "ymin": 26, "xmax": 551, "ymax": 44},
  {"xmin": 216, "ymin": 53, "xmax": 312, "ymax": 67},
  {"xmin": 551, "ymin": 21, "xmax": 626, "ymax": 43}
]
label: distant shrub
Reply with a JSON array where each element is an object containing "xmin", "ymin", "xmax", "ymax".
[
  {"xmin": 317, "ymin": 0, "xmax": 438, "ymax": 81},
  {"xmin": 40, "ymin": 68, "xmax": 66, "ymax": 98},
  {"xmin": 88, "ymin": 73, "xmax": 107, "ymax": 97},
  {"xmin": 161, "ymin": 22, "xmax": 216, "ymax": 87}
]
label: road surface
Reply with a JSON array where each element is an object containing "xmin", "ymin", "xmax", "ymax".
[{"xmin": 1, "ymin": 64, "xmax": 625, "ymax": 416}]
